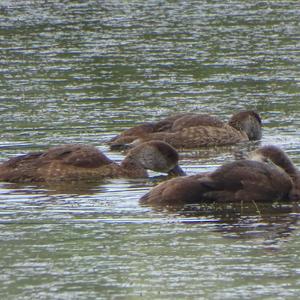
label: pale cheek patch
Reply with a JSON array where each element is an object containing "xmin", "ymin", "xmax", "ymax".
[{"xmin": 248, "ymin": 153, "xmax": 264, "ymax": 162}]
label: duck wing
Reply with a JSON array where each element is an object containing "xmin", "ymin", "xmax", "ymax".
[
  {"xmin": 40, "ymin": 144, "xmax": 113, "ymax": 168},
  {"xmin": 2, "ymin": 152, "xmax": 44, "ymax": 168},
  {"xmin": 171, "ymin": 114, "xmax": 224, "ymax": 131},
  {"xmin": 205, "ymin": 160, "xmax": 292, "ymax": 201}
]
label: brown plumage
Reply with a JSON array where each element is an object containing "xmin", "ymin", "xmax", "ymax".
[
  {"xmin": 248, "ymin": 145, "xmax": 300, "ymax": 201},
  {"xmin": 140, "ymin": 145, "xmax": 299, "ymax": 206},
  {"xmin": 109, "ymin": 111, "xmax": 262, "ymax": 150},
  {"xmin": 109, "ymin": 113, "xmax": 193, "ymax": 146},
  {"xmin": 0, "ymin": 141, "xmax": 185, "ymax": 183}
]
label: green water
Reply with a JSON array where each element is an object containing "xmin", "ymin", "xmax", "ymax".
[{"xmin": 0, "ymin": 1, "xmax": 300, "ymax": 299}]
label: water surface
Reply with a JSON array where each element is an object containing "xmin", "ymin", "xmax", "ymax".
[{"xmin": 0, "ymin": 1, "xmax": 300, "ymax": 299}]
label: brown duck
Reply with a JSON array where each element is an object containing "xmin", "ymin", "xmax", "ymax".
[
  {"xmin": 110, "ymin": 111, "xmax": 262, "ymax": 150},
  {"xmin": 0, "ymin": 141, "xmax": 185, "ymax": 183},
  {"xmin": 140, "ymin": 145, "xmax": 299, "ymax": 206}
]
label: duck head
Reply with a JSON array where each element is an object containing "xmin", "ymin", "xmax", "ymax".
[
  {"xmin": 121, "ymin": 140, "xmax": 186, "ymax": 176},
  {"xmin": 228, "ymin": 111, "xmax": 262, "ymax": 140},
  {"xmin": 249, "ymin": 145, "xmax": 296, "ymax": 174},
  {"xmin": 249, "ymin": 145, "xmax": 300, "ymax": 201}
]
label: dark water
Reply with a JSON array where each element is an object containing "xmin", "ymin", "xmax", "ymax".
[{"xmin": 0, "ymin": 1, "xmax": 300, "ymax": 299}]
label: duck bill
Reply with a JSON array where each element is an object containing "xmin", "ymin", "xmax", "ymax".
[{"xmin": 168, "ymin": 165, "xmax": 186, "ymax": 176}]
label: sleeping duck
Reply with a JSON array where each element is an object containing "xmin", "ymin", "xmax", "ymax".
[
  {"xmin": 140, "ymin": 145, "xmax": 300, "ymax": 206},
  {"xmin": 110, "ymin": 111, "xmax": 262, "ymax": 150}
]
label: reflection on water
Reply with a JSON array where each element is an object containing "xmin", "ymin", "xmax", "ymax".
[
  {"xmin": 160, "ymin": 201, "xmax": 300, "ymax": 242},
  {"xmin": 0, "ymin": 0, "xmax": 300, "ymax": 299}
]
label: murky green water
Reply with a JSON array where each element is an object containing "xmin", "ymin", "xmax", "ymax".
[{"xmin": 0, "ymin": 1, "xmax": 300, "ymax": 299}]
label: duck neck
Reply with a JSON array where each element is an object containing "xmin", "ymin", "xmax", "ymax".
[
  {"xmin": 277, "ymin": 155, "xmax": 299, "ymax": 180},
  {"xmin": 120, "ymin": 157, "xmax": 148, "ymax": 178},
  {"xmin": 275, "ymin": 153, "xmax": 300, "ymax": 199},
  {"xmin": 288, "ymin": 168, "xmax": 300, "ymax": 200}
]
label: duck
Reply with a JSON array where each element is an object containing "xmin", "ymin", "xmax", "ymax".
[
  {"xmin": 140, "ymin": 145, "xmax": 299, "ymax": 206},
  {"xmin": 109, "ymin": 111, "xmax": 262, "ymax": 150},
  {"xmin": 0, "ymin": 141, "xmax": 185, "ymax": 183}
]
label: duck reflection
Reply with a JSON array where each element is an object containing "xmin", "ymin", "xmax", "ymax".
[
  {"xmin": 1, "ymin": 175, "xmax": 169, "ymax": 196},
  {"xmin": 145, "ymin": 200, "xmax": 300, "ymax": 244},
  {"xmin": 1, "ymin": 180, "xmax": 110, "ymax": 195}
]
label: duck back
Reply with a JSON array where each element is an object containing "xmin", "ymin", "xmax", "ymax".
[{"xmin": 140, "ymin": 160, "xmax": 292, "ymax": 206}]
